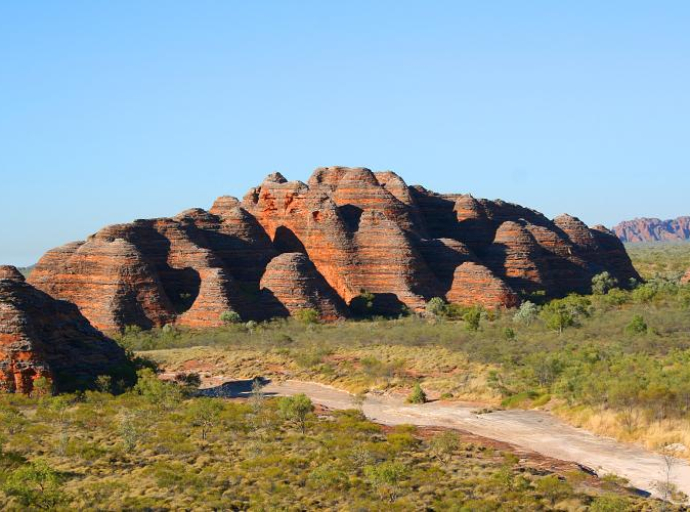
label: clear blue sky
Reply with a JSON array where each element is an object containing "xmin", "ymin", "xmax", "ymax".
[{"xmin": 1, "ymin": 1, "xmax": 689, "ymax": 266}]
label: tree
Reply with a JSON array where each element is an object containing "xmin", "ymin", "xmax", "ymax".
[
  {"xmin": 407, "ymin": 382, "xmax": 427, "ymax": 404},
  {"xmin": 249, "ymin": 378, "xmax": 270, "ymax": 431},
  {"xmin": 220, "ymin": 310, "xmax": 241, "ymax": 325},
  {"xmin": 188, "ymin": 398, "xmax": 224, "ymax": 440},
  {"xmin": 278, "ymin": 394, "xmax": 314, "ymax": 434},
  {"xmin": 119, "ymin": 411, "xmax": 143, "ymax": 452},
  {"xmin": 592, "ymin": 272, "xmax": 618, "ymax": 295},
  {"xmin": 540, "ymin": 296, "xmax": 590, "ymax": 334},
  {"xmin": 535, "ymin": 474, "xmax": 572, "ymax": 507},
  {"xmin": 463, "ymin": 306, "xmax": 482, "ymax": 332},
  {"xmin": 364, "ymin": 461, "xmax": 407, "ymax": 502},
  {"xmin": 428, "ymin": 431, "xmax": 459, "ymax": 465},
  {"xmin": 133, "ymin": 368, "xmax": 182, "ymax": 411},
  {"xmin": 542, "ymin": 305, "xmax": 573, "ymax": 334},
  {"xmin": 425, "ymin": 297, "xmax": 447, "ymax": 318},
  {"xmin": 513, "ymin": 301, "xmax": 540, "ymax": 326},
  {"xmin": 31, "ymin": 376, "xmax": 52, "ymax": 398},
  {"xmin": 3, "ymin": 460, "xmax": 66, "ymax": 509}
]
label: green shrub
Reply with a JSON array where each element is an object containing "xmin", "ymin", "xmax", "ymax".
[
  {"xmin": 428, "ymin": 431, "xmax": 459, "ymax": 464},
  {"xmin": 278, "ymin": 393, "xmax": 314, "ymax": 433},
  {"xmin": 407, "ymin": 382, "xmax": 427, "ymax": 404},
  {"xmin": 513, "ymin": 301, "xmax": 540, "ymax": 325},
  {"xmin": 133, "ymin": 368, "xmax": 182, "ymax": 411},
  {"xmin": 2, "ymin": 460, "xmax": 66, "ymax": 509},
  {"xmin": 625, "ymin": 314, "xmax": 648, "ymax": 335},
  {"xmin": 463, "ymin": 306, "xmax": 483, "ymax": 332},
  {"xmin": 294, "ymin": 308, "xmax": 320, "ymax": 324},
  {"xmin": 632, "ymin": 284, "xmax": 657, "ymax": 304},
  {"xmin": 425, "ymin": 297, "xmax": 447, "ymax": 318},
  {"xmin": 220, "ymin": 310, "xmax": 242, "ymax": 324},
  {"xmin": 540, "ymin": 295, "xmax": 590, "ymax": 334},
  {"xmin": 592, "ymin": 271, "xmax": 618, "ymax": 295},
  {"xmin": 364, "ymin": 461, "xmax": 407, "ymax": 502}
]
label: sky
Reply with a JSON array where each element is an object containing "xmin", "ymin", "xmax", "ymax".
[{"xmin": 1, "ymin": 1, "xmax": 689, "ymax": 266}]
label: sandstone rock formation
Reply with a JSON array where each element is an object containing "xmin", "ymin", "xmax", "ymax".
[
  {"xmin": 0, "ymin": 266, "xmax": 132, "ymax": 394},
  {"xmin": 447, "ymin": 262, "xmax": 520, "ymax": 309},
  {"xmin": 613, "ymin": 217, "xmax": 690, "ymax": 243},
  {"xmin": 28, "ymin": 167, "xmax": 641, "ymax": 330},
  {"xmin": 259, "ymin": 253, "xmax": 348, "ymax": 320}
]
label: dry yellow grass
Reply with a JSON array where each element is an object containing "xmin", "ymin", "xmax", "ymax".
[{"xmin": 553, "ymin": 404, "xmax": 690, "ymax": 461}]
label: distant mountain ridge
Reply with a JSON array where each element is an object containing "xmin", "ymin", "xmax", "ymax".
[{"xmin": 613, "ymin": 217, "xmax": 690, "ymax": 243}]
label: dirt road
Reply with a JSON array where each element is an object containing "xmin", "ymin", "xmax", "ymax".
[{"xmin": 200, "ymin": 378, "xmax": 690, "ymax": 499}]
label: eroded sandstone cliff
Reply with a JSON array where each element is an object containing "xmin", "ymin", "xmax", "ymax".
[
  {"xmin": 27, "ymin": 168, "xmax": 640, "ymax": 330},
  {"xmin": 0, "ymin": 266, "xmax": 132, "ymax": 394}
]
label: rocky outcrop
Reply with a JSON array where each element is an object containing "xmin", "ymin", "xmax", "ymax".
[
  {"xmin": 259, "ymin": 253, "xmax": 348, "ymax": 320},
  {"xmin": 613, "ymin": 217, "xmax": 690, "ymax": 243},
  {"xmin": 447, "ymin": 262, "xmax": 519, "ymax": 309},
  {"xmin": 0, "ymin": 266, "xmax": 132, "ymax": 394},
  {"xmin": 28, "ymin": 167, "xmax": 640, "ymax": 329},
  {"xmin": 30, "ymin": 208, "xmax": 277, "ymax": 331}
]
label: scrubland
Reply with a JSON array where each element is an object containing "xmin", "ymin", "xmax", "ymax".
[{"xmin": 0, "ymin": 371, "xmax": 670, "ymax": 510}]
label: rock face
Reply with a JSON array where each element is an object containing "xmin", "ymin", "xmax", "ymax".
[
  {"xmin": 0, "ymin": 266, "xmax": 132, "ymax": 394},
  {"xmin": 28, "ymin": 168, "xmax": 640, "ymax": 330},
  {"xmin": 259, "ymin": 253, "xmax": 348, "ymax": 320},
  {"xmin": 613, "ymin": 217, "xmax": 690, "ymax": 243},
  {"xmin": 447, "ymin": 262, "xmax": 520, "ymax": 309}
]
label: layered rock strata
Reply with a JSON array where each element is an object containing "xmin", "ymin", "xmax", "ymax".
[
  {"xmin": 0, "ymin": 266, "xmax": 131, "ymax": 394},
  {"xmin": 28, "ymin": 167, "xmax": 640, "ymax": 330},
  {"xmin": 259, "ymin": 252, "xmax": 348, "ymax": 320}
]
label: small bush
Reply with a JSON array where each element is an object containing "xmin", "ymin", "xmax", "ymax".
[
  {"xmin": 625, "ymin": 315, "xmax": 648, "ymax": 335},
  {"xmin": 592, "ymin": 271, "xmax": 618, "ymax": 295},
  {"xmin": 463, "ymin": 306, "xmax": 483, "ymax": 332},
  {"xmin": 294, "ymin": 308, "xmax": 320, "ymax": 324},
  {"xmin": 425, "ymin": 297, "xmax": 447, "ymax": 318},
  {"xmin": 513, "ymin": 301, "xmax": 539, "ymax": 325},
  {"xmin": 220, "ymin": 310, "xmax": 242, "ymax": 325},
  {"xmin": 278, "ymin": 393, "xmax": 314, "ymax": 433},
  {"xmin": 407, "ymin": 382, "xmax": 427, "ymax": 404}
]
